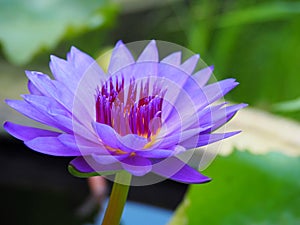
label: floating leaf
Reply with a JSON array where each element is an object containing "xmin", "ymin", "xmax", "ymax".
[
  {"xmin": 0, "ymin": 0, "xmax": 117, "ymax": 65},
  {"xmin": 219, "ymin": 107, "xmax": 300, "ymax": 156},
  {"xmin": 169, "ymin": 150, "xmax": 300, "ymax": 225}
]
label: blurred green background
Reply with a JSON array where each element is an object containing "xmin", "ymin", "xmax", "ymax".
[
  {"xmin": 2, "ymin": 0, "xmax": 300, "ymax": 116},
  {"xmin": 1, "ymin": 0, "xmax": 300, "ymax": 224}
]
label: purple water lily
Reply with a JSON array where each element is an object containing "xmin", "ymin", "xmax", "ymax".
[{"xmin": 4, "ymin": 40, "xmax": 246, "ymax": 184}]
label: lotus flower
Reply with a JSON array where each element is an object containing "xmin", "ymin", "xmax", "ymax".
[{"xmin": 4, "ymin": 40, "xmax": 246, "ymax": 184}]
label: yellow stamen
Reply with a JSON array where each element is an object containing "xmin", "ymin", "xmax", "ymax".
[
  {"xmin": 143, "ymin": 128, "xmax": 160, "ymax": 149},
  {"xmin": 105, "ymin": 145, "xmax": 128, "ymax": 155},
  {"xmin": 130, "ymin": 152, "xmax": 136, "ymax": 157}
]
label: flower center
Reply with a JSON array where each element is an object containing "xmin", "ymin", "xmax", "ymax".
[{"xmin": 95, "ymin": 75, "xmax": 164, "ymax": 138}]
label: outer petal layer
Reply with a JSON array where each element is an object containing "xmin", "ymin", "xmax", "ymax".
[
  {"xmin": 4, "ymin": 122, "xmax": 60, "ymax": 141},
  {"xmin": 70, "ymin": 156, "xmax": 122, "ymax": 174},
  {"xmin": 152, "ymin": 157, "xmax": 211, "ymax": 184},
  {"xmin": 121, "ymin": 156, "xmax": 152, "ymax": 176},
  {"xmin": 24, "ymin": 136, "xmax": 81, "ymax": 156}
]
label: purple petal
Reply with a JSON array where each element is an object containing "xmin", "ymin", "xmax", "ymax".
[
  {"xmin": 69, "ymin": 156, "xmax": 95, "ymax": 173},
  {"xmin": 112, "ymin": 61, "xmax": 159, "ymax": 82},
  {"xmin": 121, "ymin": 156, "xmax": 152, "ymax": 176},
  {"xmin": 180, "ymin": 54, "xmax": 200, "ymax": 74},
  {"xmin": 71, "ymin": 62, "xmax": 105, "ymax": 129},
  {"xmin": 25, "ymin": 71, "xmax": 74, "ymax": 111},
  {"xmin": 25, "ymin": 71, "xmax": 51, "ymax": 96},
  {"xmin": 93, "ymin": 122, "xmax": 119, "ymax": 148},
  {"xmin": 160, "ymin": 81, "xmax": 204, "ymax": 136},
  {"xmin": 49, "ymin": 47, "xmax": 106, "ymax": 130},
  {"xmin": 137, "ymin": 149, "xmax": 174, "ymax": 158},
  {"xmin": 67, "ymin": 46, "xmax": 96, "ymax": 71},
  {"xmin": 3, "ymin": 121, "xmax": 60, "ymax": 141},
  {"xmin": 92, "ymin": 153, "xmax": 128, "ymax": 165},
  {"xmin": 200, "ymin": 103, "xmax": 248, "ymax": 132},
  {"xmin": 179, "ymin": 131, "xmax": 241, "ymax": 149},
  {"xmin": 181, "ymin": 66, "xmax": 214, "ymax": 95},
  {"xmin": 50, "ymin": 47, "xmax": 105, "ymax": 92},
  {"xmin": 161, "ymin": 52, "xmax": 181, "ymax": 66},
  {"xmin": 27, "ymin": 80, "xmax": 42, "ymax": 95},
  {"xmin": 93, "ymin": 122, "xmax": 147, "ymax": 151},
  {"xmin": 154, "ymin": 126, "xmax": 212, "ymax": 149},
  {"xmin": 22, "ymin": 94, "xmax": 70, "ymax": 117},
  {"xmin": 5, "ymin": 99, "xmax": 72, "ymax": 133},
  {"xmin": 158, "ymin": 64, "xmax": 192, "ymax": 124},
  {"xmin": 158, "ymin": 62, "xmax": 190, "ymax": 88},
  {"xmin": 201, "ymin": 79, "xmax": 239, "ymax": 105},
  {"xmin": 152, "ymin": 157, "xmax": 211, "ymax": 184},
  {"xmin": 108, "ymin": 40, "xmax": 135, "ymax": 74},
  {"xmin": 70, "ymin": 156, "xmax": 122, "ymax": 173},
  {"xmin": 120, "ymin": 134, "xmax": 148, "ymax": 150},
  {"xmin": 183, "ymin": 102, "xmax": 227, "ymax": 131},
  {"xmin": 19, "ymin": 95, "xmax": 94, "ymax": 139},
  {"xmin": 21, "ymin": 96, "xmax": 76, "ymax": 133},
  {"xmin": 162, "ymin": 65, "xmax": 213, "ymax": 130},
  {"xmin": 137, "ymin": 40, "xmax": 159, "ymax": 62},
  {"xmin": 58, "ymin": 134, "xmax": 105, "ymax": 155},
  {"xmin": 24, "ymin": 135, "xmax": 82, "ymax": 156},
  {"xmin": 174, "ymin": 79, "xmax": 239, "ymax": 122},
  {"xmin": 49, "ymin": 55, "xmax": 74, "ymax": 88},
  {"xmin": 191, "ymin": 65, "xmax": 214, "ymax": 87}
]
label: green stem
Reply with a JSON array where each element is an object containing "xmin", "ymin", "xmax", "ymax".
[{"xmin": 101, "ymin": 172, "xmax": 131, "ymax": 225}]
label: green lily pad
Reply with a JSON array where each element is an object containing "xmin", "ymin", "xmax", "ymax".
[
  {"xmin": 169, "ymin": 150, "xmax": 300, "ymax": 225},
  {"xmin": 0, "ymin": 0, "xmax": 117, "ymax": 65}
]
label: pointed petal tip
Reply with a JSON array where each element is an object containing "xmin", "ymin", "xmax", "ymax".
[
  {"xmin": 3, "ymin": 121, "xmax": 9, "ymax": 130},
  {"xmin": 147, "ymin": 39, "xmax": 157, "ymax": 48},
  {"xmin": 113, "ymin": 40, "xmax": 131, "ymax": 53},
  {"xmin": 181, "ymin": 54, "xmax": 201, "ymax": 74},
  {"xmin": 4, "ymin": 99, "xmax": 10, "ymax": 105},
  {"xmin": 24, "ymin": 70, "xmax": 32, "ymax": 77},
  {"xmin": 172, "ymin": 170, "xmax": 212, "ymax": 184},
  {"xmin": 239, "ymin": 103, "xmax": 248, "ymax": 108},
  {"xmin": 229, "ymin": 130, "xmax": 242, "ymax": 136},
  {"xmin": 25, "ymin": 70, "xmax": 45, "ymax": 80},
  {"xmin": 186, "ymin": 174, "xmax": 212, "ymax": 184},
  {"xmin": 70, "ymin": 46, "xmax": 78, "ymax": 52},
  {"xmin": 2, "ymin": 121, "xmax": 20, "ymax": 139},
  {"xmin": 20, "ymin": 94, "xmax": 27, "ymax": 100},
  {"xmin": 115, "ymin": 40, "xmax": 125, "ymax": 47},
  {"xmin": 137, "ymin": 40, "xmax": 159, "ymax": 62},
  {"xmin": 227, "ymin": 103, "xmax": 248, "ymax": 111},
  {"xmin": 149, "ymin": 39, "xmax": 156, "ymax": 44},
  {"xmin": 200, "ymin": 176, "xmax": 212, "ymax": 184},
  {"xmin": 49, "ymin": 55, "xmax": 62, "ymax": 70},
  {"xmin": 49, "ymin": 54, "xmax": 56, "ymax": 61},
  {"xmin": 161, "ymin": 51, "xmax": 182, "ymax": 65},
  {"xmin": 25, "ymin": 70, "xmax": 39, "ymax": 81},
  {"xmin": 221, "ymin": 78, "xmax": 239, "ymax": 88},
  {"xmin": 49, "ymin": 54, "xmax": 66, "ymax": 65},
  {"xmin": 4, "ymin": 99, "xmax": 17, "ymax": 107},
  {"xmin": 69, "ymin": 46, "xmax": 84, "ymax": 56},
  {"xmin": 3, "ymin": 121, "xmax": 17, "ymax": 139}
]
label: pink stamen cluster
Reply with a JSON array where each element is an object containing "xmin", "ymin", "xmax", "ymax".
[{"xmin": 96, "ymin": 75, "xmax": 165, "ymax": 138}]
